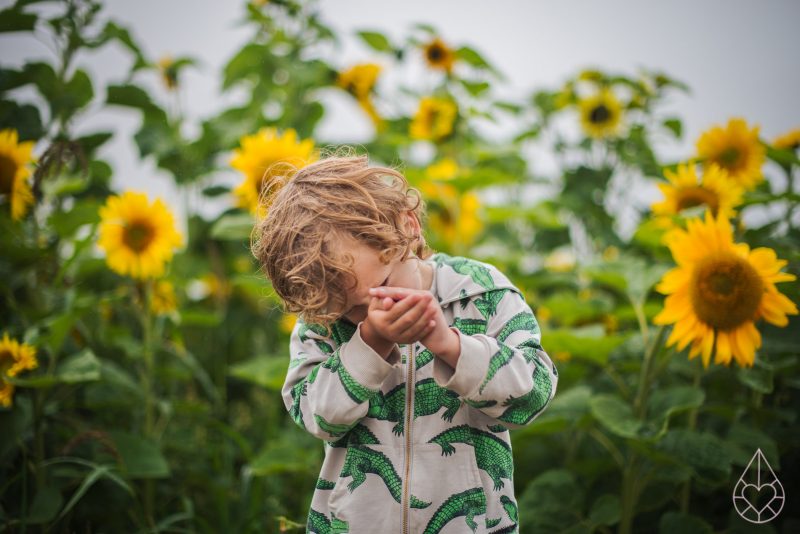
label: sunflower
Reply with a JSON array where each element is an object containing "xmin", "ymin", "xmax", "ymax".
[
  {"xmin": 651, "ymin": 162, "xmax": 744, "ymax": 228},
  {"xmin": 230, "ymin": 127, "xmax": 318, "ymax": 218},
  {"xmin": 410, "ymin": 96, "xmax": 458, "ymax": 142},
  {"xmin": 150, "ymin": 279, "xmax": 178, "ymax": 316},
  {"xmin": 0, "ymin": 128, "xmax": 36, "ymax": 221},
  {"xmin": 336, "ymin": 63, "xmax": 382, "ymax": 101},
  {"xmin": 426, "ymin": 157, "xmax": 460, "ymax": 181},
  {"xmin": 157, "ymin": 55, "xmax": 178, "ymax": 90},
  {"xmin": 578, "ymin": 88, "xmax": 624, "ymax": 139},
  {"xmin": 98, "ymin": 191, "xmax": 184, "ymax": 279},
  {"xmin": 772, "ymin": 128, "xmax": 800, "ymax": 151},
  {"xmin": 419, "ymin": 181, "xmax": 482, "ymax": 247},
  {"xmin": 422, "ymin": 37, "xmax": 456, "ymax": 74},
  {"xmin": 280, "ymin": 312, "xmax": 297, "ymax": 334},
  {"xmin": 0, "ymin": 332, "xmax": 39, "ymax": 408},
  {"xmin": 695, "ymin": 117, "xmax": 765, "ymax": 191},
  {"xmin": 653, "ymin": 209, "xmax": 798, "ymax": 368}
]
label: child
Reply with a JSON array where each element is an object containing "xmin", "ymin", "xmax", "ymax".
[{"xmin": 250, "ymin": 152, "xmax": 558, "ymax": 533}]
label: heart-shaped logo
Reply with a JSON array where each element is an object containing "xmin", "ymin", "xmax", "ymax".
[
  {"xmin": 741, "ymin": 483, "xmax": 777, "ymax": 515},
  {"xmin": 732, "ymin": 448, "xmax": 785, "ymax": 523}
]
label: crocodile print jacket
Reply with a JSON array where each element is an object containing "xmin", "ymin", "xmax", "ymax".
[{"xmin": 282, "ymin": 252, "xmax": 559, "ymax": 533}]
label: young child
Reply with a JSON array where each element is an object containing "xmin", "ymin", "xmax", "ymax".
[{"xmin": 251, "ymin": 152, "xmax": 558, "ymax": 533}]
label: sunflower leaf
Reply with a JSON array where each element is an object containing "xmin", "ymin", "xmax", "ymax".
[
  {"xmin": 589, "ymin": 393, "xmax": 642, "ymax": 439},
  {"xmin": 356, "ymin": 30, "xmax": 393, "ymax": 53}
]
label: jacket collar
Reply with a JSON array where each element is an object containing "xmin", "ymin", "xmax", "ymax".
[{"xmin": 425, "ymin": 252, "xmax": 521, "ymax": 307}]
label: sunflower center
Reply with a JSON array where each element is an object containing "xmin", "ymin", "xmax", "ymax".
[
  {"xmin": 123, "ymin": 220, "xmax": 156, "ymax": 252},
  {"xmin": 689, "ymin": 252, "xmax": 763, "ymax": 331},
  {"xmin": 590, "ymin": 104, "xmax": 611, "ymax": 124},
  {"xmin": 717, "ymin": 147, "xmax": 740, "ymax": 169},
  {"xmin": 428, "ymin": 45, "xmax": 444, "ymax": 62},
  {"xmin": 0, "ymin": 154, "xmax": 18, "ymax": 195},
  {"xmin": 676, "ymin": 186, "xmax": 720, "ymax": 214}
]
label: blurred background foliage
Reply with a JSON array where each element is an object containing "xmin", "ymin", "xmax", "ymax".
[{"xmin": 1, "ymin": 0, "xmax": 799, "ymax": 532}]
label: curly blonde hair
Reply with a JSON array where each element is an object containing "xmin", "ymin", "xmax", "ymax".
[{"xmin": 250, "ymin": 147, "xmax": 433, "ymax": 331}]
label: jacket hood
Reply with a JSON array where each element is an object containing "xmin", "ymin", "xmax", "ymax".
[{"xmin": 425, "ymin": 252, "xmax": 523, "ymax": 307}]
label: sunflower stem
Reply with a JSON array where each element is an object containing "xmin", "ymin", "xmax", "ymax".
[
  {"xmin": 139, "ymin": 279, "xmax": 157, "ymax": 528},
  {"xmin": 680, "ymin": 362, "xmax": 703, "ymax": 514},
  {"xmin": 783, "ymin": 164, "xmax": 796, "ymax": 231},
  {"xmin": 634, "ymin": 324, "xmax": 667, "ymax": 418}
]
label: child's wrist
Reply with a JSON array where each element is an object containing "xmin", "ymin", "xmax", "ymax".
[{"xmin": 360, "ymin": 320, "xmax": 394, "ymax": 358}]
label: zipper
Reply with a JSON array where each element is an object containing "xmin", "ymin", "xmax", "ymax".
[{"xmin": 401, "ymin": 342, "xmax": 414, "ymax": 534}]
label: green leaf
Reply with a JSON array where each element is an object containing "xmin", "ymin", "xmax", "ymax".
[
  {"xmin": 108, "ymin": 431, "xmax": 170, "ymax": 478},
  {"xmin": 725, "ymin": 422, "xmax": 780, "ymax": 470},
  {"xmin": 588, "ymin": 494, "xmax": 621, "ymax": 526},
  {"xmin": 459, "ymin": 79, "xmax": 489, "ymax": 97},
  {"xmin": 644, "ymin": 386, "xmax": 704, "ymax": 439},
  {"xmin": 656, "ymin": 429, "xmax": 732, "ymax": 482},
  {"xmin": 26, "ymin": 485, "xmax": 62, "ymax": 524},
  {"xmin": 658, "ymin": 512, "xmax": 712, "ymax": 534},
  {"xmin": 0, "ymin": 100, "xmax": 44, "ymax": 141},
  {"xmin": 106, "ymin": 84, "xmax": 166, "ymax": 120},
  {"xmin": 47, "ymin": 198, "xmax": 101, "ymax": 237},
  {"xmin": 662, "ymin": 118, "xmax": 682, "ymax": 138},
  {"xmin": 249, "ymin": 436, "xmax": 321, "ymax": 476},
  {"xmin": 90, "ymin": 22, "xmax": 149, "ymax": 71},
  {"xmin": 456, "ymin": 46, "xmax": 491, "ymax": 70},
  {"xmin": 736, "ymin": 359, "xmax": 774, "ymax": 393},
  {"xmin": 589, "ymin": 393, "xmax": 641, "ymax": 438},
  {"xmin": 541, "ymin": 327, "xmax": 629, "ymax": 366},
  {"xmin": 0, "ymin": 8, "xmax": 36, "ymax": 33},
  {"xmin": 517, "ymin": 469, "xmax": 585, "ymax": 531},
  {"xmin": 58, "ymin": 68, "xmax": 93, "ymax": 118},
  {"xmin": 229, "ymin": 355, "xmax": 287, "ymax": 392},
  {"xmin": 356, "ymin": 30, "xmax": 393, "ymax": 52},
  {"xmin": 222, "ymin": 43, "xmax": 274, "ymax": 90},
  {"xmin": 210, "ymin": 212, "xmax": 255, "ymax": 241},
  {"xmin": 56, "ymin": 348, "xmax": 101, "ymax": 383}
]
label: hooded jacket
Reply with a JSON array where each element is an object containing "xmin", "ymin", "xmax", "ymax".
[{"xmin": 282, "ymin": 251, "xmax": 559, "ymax": 533}]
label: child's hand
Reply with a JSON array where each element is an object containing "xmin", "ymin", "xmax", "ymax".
[
  {"xmin": 364, "ymin": 287, "xmax": 439, "ymax": 345},
  {"xmin": 367, "ymin": 287, "xmax": 454, "ymax": 355}
]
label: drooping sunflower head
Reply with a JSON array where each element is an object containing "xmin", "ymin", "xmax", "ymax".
[
  {"xmin": 0, "ymin": 332, "xmax": 38, "ymax": 408},
  {"xmin": 651, "ymin": 161, "xmax": 744, "ymax": 226},
  {"xmin": 422, "ymin": 37, "xmax": 456, "ymax": 73},
  {"xmin": 695, "ymin": 117, "xmax": 766, "ymax": 191},
  {"xmin": 772, "ymin": 128, "xmax": 800, "ymax": 152},
  {"xmin": 230, "ymin": 127, "xmax": 319, "ymax": 218},
  {"xmin": 409, "ymin": 96, "xmax": 458, "ymax": 142},
  {"xmin": 336, "ymin": 63, "xmax": 382, "ymax": 101},
  {"xmin": 578, "ymin": 88, "xmax": 624, "ymax": 139},
  {"xmin": 653, "ymin": 209, "xmax": 798, "ymax": 368},
  {"xmin": 157, "ymin": 55, "xmax": 178, "ymax": 90},
  {"xmin": 98, "ymin": 191, "xmax": 184, "ymax": 280},
  {"xmin": 0, "ymin": 128, "xmax": 36, "ymax": 221}
]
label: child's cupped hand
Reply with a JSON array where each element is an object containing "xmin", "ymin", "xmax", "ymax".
[{"xmin": 365, "ymin": 286, "xmax": 449, "ymax": 347}]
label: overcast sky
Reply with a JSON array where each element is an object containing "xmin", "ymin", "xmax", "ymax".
[{"xmin": 3, "ymin": 0, "xmax": 799, "ymax": 238}]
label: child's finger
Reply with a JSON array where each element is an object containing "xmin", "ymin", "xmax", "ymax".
[
  {"xmin": 369, "ymin": 286, "xmax": 413, "ymax": 300},
  {"xmin": 393, "ymin": 297, "xmax": 435, "ymax": 336},
  {"xmin": 384, "ymin": 293, "xmax": 421, "ymax": 321}
]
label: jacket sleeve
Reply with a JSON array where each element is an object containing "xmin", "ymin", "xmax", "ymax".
[
  {"xmin": 281, "ymin": 318, "xmax": 403, "ymax": 441},
  {"xmin": 431, "ymin": 288, "xmax": 558, "ymax": 430}
]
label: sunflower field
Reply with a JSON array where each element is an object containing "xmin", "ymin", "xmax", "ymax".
[{"xmin": 2, "ymin": 0, "xmax": 799, "ymax": 532}]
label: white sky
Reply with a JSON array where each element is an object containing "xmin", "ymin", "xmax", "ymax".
[{"xmin": 2, "ymin": 0, "xmax": 799, "ymax": 239}]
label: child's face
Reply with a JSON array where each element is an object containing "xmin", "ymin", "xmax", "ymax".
[{"xmin": 339, "ymin": 237, "xmax": 428, "ymax": 326}]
